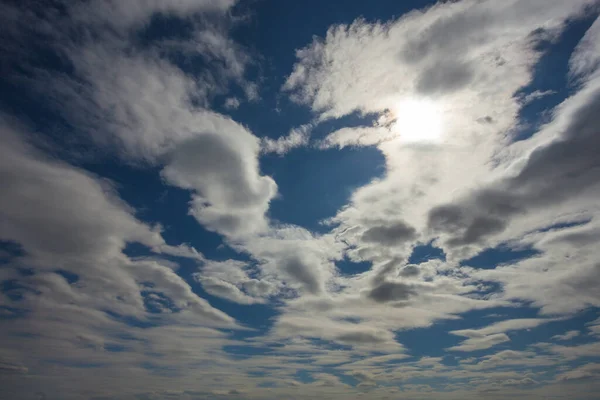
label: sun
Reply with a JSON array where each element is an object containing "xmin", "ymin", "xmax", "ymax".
[{"xmin": 388, "ymin": 98, "xmax": 443, "ymax": 143}]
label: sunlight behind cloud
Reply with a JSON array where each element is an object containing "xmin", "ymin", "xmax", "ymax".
[{"xmin": 389, "ymin": 98, "xmax": 444, "ymax": 144}]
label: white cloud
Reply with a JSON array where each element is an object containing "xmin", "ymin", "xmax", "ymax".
[
  {"xmin": 193, "ymin": 259, "xmax": 279, "ymax": 304},
  {"xmin": 556, "ymin": 363, "xmax": 600, "ymax": 381},
  {"xmin": 2, "ymin": 0, "xmax": 600, "ymax": 399},
  {"xmin": 449, "ymin": 333, "xmax": 511, "ymax": 352},
  {"xmin": 284, "ymin": 0, "xmax": 596, "ymax": 266},
  {"xmin": 161, "ymin": 127, "xmax": 277, "ymax": 238},
  {"xmin": 587, "ymin": 317, "xmax": 600, "ymax": 336},
  {"xmin": 1, "ymin": 0, "xmax": 276, "ymax": 240},
  {"xmin": 551, "ymin": 330, "xmax": 581, "ymax": 341},
  {"xmin": 225, "ymin": 97, "xmax": 241, "ymax": 109},
  {"xmin": 0, "ymin": 116, "xmax": 235, "ymax": 325},
  {"xmin": 284, "ymin": 0, "xmax": 590, "ymax": 120},
  {"xmin": 570, "ymin": 15, "xmax": 600, "ymax": 82},
  {"xmin": 519, "ymin": 90, "xmax": 557, "ymax": 105},
  {"xmin": 449, "ymin": 319, "xmax": 554, "ymax": 352},
  {"xmin": 261, "ymin": 124, "xmax": 312, "ymax": 155}
]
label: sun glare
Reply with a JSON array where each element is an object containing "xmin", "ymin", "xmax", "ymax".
[{"xmin": 389, "ymin": 98, "xmax": 443, "ymax": 143}]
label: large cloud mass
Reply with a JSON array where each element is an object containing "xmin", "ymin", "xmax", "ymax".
[{"xmin": 2, "ymin": 0, "xmax": 600, "ymax": 399}]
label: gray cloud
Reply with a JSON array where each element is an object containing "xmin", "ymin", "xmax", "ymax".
[
  {"xmin": 429, "ymin": 85, "xmax": 600, "ymax": 249},
  {"xmin": 416, "ymin": 60, "xmax": 474, "ymax": 95},
  {"xmin": 281, "ymin": 255, "xmax": 324, "ymax": 295},
  {"xmin": 335, "ymin": 331, "xmax": 390, "ymax": 345},
  {"xmin": 367, "ymin": 281, "xmax": 416, "ymax": 303},
  {"xmin": 361, "ymin": 221, "xmax": 417, "ymax": 247},
  {"xmin": 399, "ymin": 265, "xmax": 420, "ymax": 277},
  {"xmin": 162, "ymin": 133, "xmax": 277, "ymax": 237}
]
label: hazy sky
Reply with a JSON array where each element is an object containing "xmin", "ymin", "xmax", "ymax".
[{"xmin": 1, "ymin": 1, "xmax": 600, "ymax": 399}]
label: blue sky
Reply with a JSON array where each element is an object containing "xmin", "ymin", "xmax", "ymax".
[{"xmin": 1, "ymin": 1, "xmax": 600, "ymax": 399}]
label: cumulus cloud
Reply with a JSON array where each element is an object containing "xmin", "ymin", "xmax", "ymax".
[
  {"xmin": 162, "ymin": 129, "xmax": 277, "ymax": 238},
  {"xmin": 449, "ymin": 319, "xmax": 554, "ymax": 352}
]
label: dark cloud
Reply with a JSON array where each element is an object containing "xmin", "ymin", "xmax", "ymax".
[
  {"xmin": 281, "ymin": 256, "xmax": 323, "ymax": 295},
  {"xmin": 399, "ymin": 265, "xmax": 420, "ymax": 277},
  {"xmin": 416, "ymin": 60, "xmax": 474, "ymax": 95},
  {"xmin": 367, "ymin": 281, "xmax": 416, "ymax": 303},
  {"xmin": 371, "ymin": 258, "xmax": 403, "ymax": 284},
  {"xmin": 508, "ymin": 88, "xmax": 600, "ymax": 201},
  {"xmin": 447, "ymin": 216, "xmax": 508, "ymax": 247},
  {"xmin": 428, "ymin": 205, "xmax": 467, "ymax": 232},
  {"xmin": 335, "ymin": 331, "xmax": 389, "ymax": 345},
  {"xmin": 428, "ymin": 204, "xmax": 513, "ymax": 247},
  {"xmin": 361, "ymin": 221, "xmax": 417, "ymax": 247},
  {"xmin": 428, "ymin": 87, "xmax": 600, "ymax": 248}
]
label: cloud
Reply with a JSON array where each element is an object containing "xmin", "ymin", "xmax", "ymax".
[
  {"xmin": 3, "ymin": 0, "xmax": 600, "ymax": 399},
  {"xmin": 194, "ymin": 259, "xmax": 278, "ymax": 304},
  {"xmin": 225, "ymin": 97, "xmax": 241, "ymax": 110},
  {"xmin": 2, "ymin": 1, "xmax": 275, "ymax": 243},
  {"xmin": 551, "ymin": 330, "xmax": 581, "ymax": 341},
  {"xmin": 570, "ymin": 15, "xmax": 600, "ymax": 82},
  {"xmin": 519, "ymin": 90, "xmax": 557, "ymax": 105},
  {"xmin": 71, "ymin": 0, "xmax": 236, "ymax": 30},
  {"xmin": 453, "ymin": 318, "xmax": 555, "ymax": 336},
  {"xmin": 556, "ymin": 363, "xmax": 600, "ymax": 381},
  {"xmin": 272, "ymin": 313, "xmax": 402, "ymax": 351},
  {"xmin": 449, "ymin": 319, "xmax": 553, "ymax": 352},
  {"xmin": 0, "ymin": 1, "xmax": 275, "ymax": 243},
  {"xmin": 0, "ymin": 115, "xmax": 235, "ymax": 326},
  {"xmin": 284, "ymin": 0, "xmax": 590, "ymax": 120},
  {"xmin": 1, "ymin": 1, "xmax": 253, "ymax": 162},
  {"xmin": 0, "ymin": 360, "xmax": 28, "ymax": 374},
  {"xmin": 261, "ymin": 124, "xmax": 312, "ymax": 155},
  {"xmin": 449, "ymin": 333, "xmax": 511, "ymax": 352},
  {"xmin": 162, "ymin": 130, "xmax": 277, "ymax": 238},
  {"xmin": 587, "ymin": 317, "xmax": 600, "ymax": 336},
  {"xmin": 367, "ymin": 281, "xmax": 417, "ymax": 303},
  {"xmin": 361, "ymin": 221, "xmax": 417, "ymax": 247},
  {"xmin": 236, "ymin": 226, "xmax": 342, "ymax": 296},
  {"xmin": 283, "ymin": 0, "xmax": 597, "ymax": 266}
]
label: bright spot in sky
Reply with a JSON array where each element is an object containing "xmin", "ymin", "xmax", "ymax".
[{"xmin": 389, "ymin": 98, "xmax": 443, "ymax": 143}]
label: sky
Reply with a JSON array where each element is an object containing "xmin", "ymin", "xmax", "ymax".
[{"xmin": 1, "ymin": 0, "xmax": 600, "ymax": 399}]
